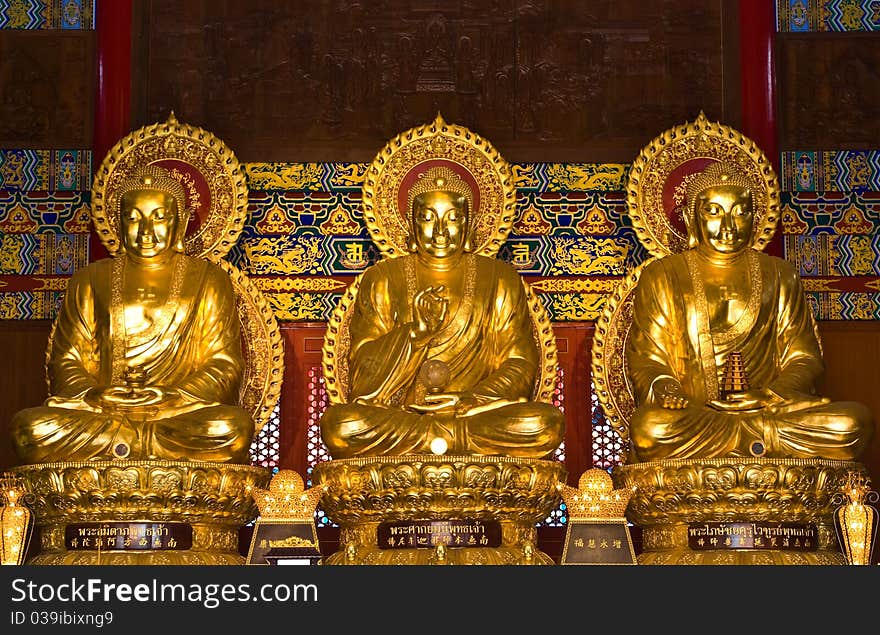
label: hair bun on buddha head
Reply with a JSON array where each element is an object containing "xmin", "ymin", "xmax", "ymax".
[
  {"xmin": 686, "ymin": 161, "xmax": 755, "ymax": 214},
  {"xmin": 407, "ymin": 166, "xmax": 474, "ymax": 214},
  {"xmin": 117, "ymin": 164, "xmax": 188, "ymax": 219}
]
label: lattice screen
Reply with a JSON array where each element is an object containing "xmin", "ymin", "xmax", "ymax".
[
  {"xmin": 591, "ymin": 378, "xmax": 625, "ymax": 469},
  {"xmin": 249, "ymin": 400, "xmax": 281, "ymax": 469}
]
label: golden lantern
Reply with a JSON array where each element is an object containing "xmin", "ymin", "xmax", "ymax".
[
  {"xmin": 1, "ymin": 473, "xmax": 33, "ymax": 566},
  {"xmin": 246, "ymin": 470, "xmax": 326, "ymax": 565},
  {"xmin": 834, "ymin": 472, "xmax": 879, "ymax": 566},
  {"xmin": 557, "ymin": 468, "xmax": 637, "ymax": 565}
]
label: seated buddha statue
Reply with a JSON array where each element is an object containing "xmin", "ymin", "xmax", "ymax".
[
  {"xmin": 320, "ymin": 166, "xmax": 564, "ymax": 458},
  {"xmin": 626, "ymin": 161, "xmax": 873, "ymax": 461},
  {"xmin": 12, "ymin": 165, "xmax": 253, "ymax": 463}
]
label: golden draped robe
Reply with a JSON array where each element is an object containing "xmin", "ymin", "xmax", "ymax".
[
  {"xmin": 12, "ymin": 255, "xmax": 253, "ymax": 463},
  {"xmin": 626, "ymin": 249, "xmax": 872, "ymax": 461},
  {"xmin": 320, "ymin": 253, "xmax": 564, "ymax": 458}
]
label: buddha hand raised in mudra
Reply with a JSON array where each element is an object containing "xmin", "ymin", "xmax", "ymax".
[
  {"xmin": 626, "ymin": 162, "xmax": 872, "ymax": 461},
  {"xmin": 12, "ymin": 165, "xmax": 253, "ymax": 463},
  {"xmin": 320, "ymin": 166, "xmax": 564, "ymax": 458}
]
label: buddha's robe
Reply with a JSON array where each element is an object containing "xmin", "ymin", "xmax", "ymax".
[
  {"xmin": 12, "ymin": 255, "xmax": 253, "ymax": 463},
  {"xmin": 626, "ymin": 249, "xmax": 872, "ymax": 461},
  {"xmin": 320, "ymin": 254, "xmax": 564, "ymax": 458}
]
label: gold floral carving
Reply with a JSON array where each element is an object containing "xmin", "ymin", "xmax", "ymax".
[
  {"xmin": 313, "ymin": 455, "xmax": 565, "ymax": 525},
  {"xmin": 321, "ymin": 273, "xmax": 362, "ymax": 404},
  {"xmin": 614, "ymin": 458, "xmax": 863, "ymax": 565},
  {"xmin": 266, "ymin": 293, "xmax": 326, "ymax": 321},
  {"xmin": 361, "ymin": 113, "xmax": 516, "ymax": 259},
  {"xmin": 614, "ymin": 457, "xmax": 865, "ymax": 525},
  {"xmin": 243, "ymin": 162, "xmax": 324, "ymax": 190},
  {"xmin": 627, "ymin": 112, "xmax": 780, "ymax": 258},
  {"xmin": 12, "ymin": 460, "xmax": 270, "ymax": 565},
  {"xmin": 91, "ymin": 113, "xmax": 248, "ymax": 262},
  {"xmin": 319, "ymin": 204, "xmax": 361, "ymax": 235},
  {"xmin": 216, "ymin": 261, "xmax": 284, "ymax": 435},
  {"xmin": 314, "ymin": 455, "xmax": 563, "ymax": 565},
  {"xmin": 590, "ymin": 260, "xmax": 654, "ymax": 444},
  {"xmin": 528, "ymin": 279, "xmax": 620, "ymax": 294},
  {"xmin": 255, "ymin": 277, "xmax": 347, "ymax": 293}
]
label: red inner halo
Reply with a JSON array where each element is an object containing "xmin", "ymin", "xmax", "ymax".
[
  {"xmin": 396, "ymin": 159, "xmax": 482, "ymax": 228},
  {"xmin": 660, "ymin": 157, "xmax": 718, "ymax": 237},
  {"xmin": 152, "ymin": 158, "xmax": 211, "ymax": 237}
]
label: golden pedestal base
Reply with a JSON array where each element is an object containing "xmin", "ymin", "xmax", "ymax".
[
  {"xmin": 614, "ymin": 458, "xmax": 866, "ymax": 565},
  {"xmin": 312, "ymin": 455, "xmax": 566, "ymax": 565},
  {"xmin": 12, "ymin": 460, "xmax": 270, "ymax": 565}
]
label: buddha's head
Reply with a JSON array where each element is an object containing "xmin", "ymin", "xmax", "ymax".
[
  {"xmin": 686, "ymin": 162, "xmax": 755, "ymax": 255},
  {"xmin": 117, "ymin": 165, "xmax": 188, "ymax": 260},
  {"xmin": 406, "ymin": 166, "xmax": 474, "ymax": 260}
]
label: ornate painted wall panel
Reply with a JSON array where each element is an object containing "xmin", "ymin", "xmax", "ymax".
[
  {"xmin": 4, "ymin": 158, "xmax": 879, "ymax": 322},
  {"xmin": 133, "ymin": 0, "xmax": 738, "ymax": 163},
  {"xmin": 777, "ymin": 0, "xmax": 880, "ymax": 32},
  {"xmin": 0, "ymin": 0, "xmax": 94, "ymax": 29},
  {"xmin": 227, "ymin": 162, "xmax": 645, "ymax": 324},
  {"xmin": 776, "ymin": 9, "xmax": 880, "ymax": 320},
  {"xmin": 0, "ymin": 6, "xmax": 94, "ymax": 318}
]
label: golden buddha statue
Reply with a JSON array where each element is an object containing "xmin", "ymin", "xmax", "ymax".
[
  {"xmin": 11, "ymin": 165, "xmax": 253, "ymax": 463},
  {"xmin": 626, "ymin": 161, "xmax": 873, "ymax": 461},
  {"xmin": 319, "ymin": 165, "xmax": 564, "ymax": 458}
]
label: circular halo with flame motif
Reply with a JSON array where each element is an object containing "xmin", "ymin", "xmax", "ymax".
[
  {"xmin": 626, "ymin": 112, "xmax": 780, "ymax": 259},
  {"xmin": 362, "ymin": 114, "xmax": 516, "ymax": 259},
  {"xmin": 90, "ymin": 113, "xmax": 248, "ymax": 262}
]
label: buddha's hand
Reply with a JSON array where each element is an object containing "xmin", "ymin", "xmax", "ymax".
[
  {"xmin": 652, "ymin": 377, "xmax": 689, "ymax": 410},
  {"xmin": 411, "ymin": 285, "xmax": 448, "ymax": 344},
  {"xmin": 87, "ymin": 385, "xmax": 177, "ymax": 409},
  {"xmin": 708, "ymin": 388, "xmax": 780, "ymax": 412},
  {"xmin": 408, "ymin": 392, "xmax": 460, "ymax": 414}
]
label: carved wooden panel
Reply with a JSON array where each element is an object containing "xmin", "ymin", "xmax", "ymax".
[
  {"xmin": 133, "ymin": 0, "xmax": 737, "ymax": 163},
  {"xmin": 0, "ymin": 321, "xmax": 52, "ymax": 471},
  {"xmin": 778, "ymin": 34, "xmax": 880, "ymax": 150},
  {"xmin": 0, "ymin": 31, "xmax": 94, "ymax": 148}
]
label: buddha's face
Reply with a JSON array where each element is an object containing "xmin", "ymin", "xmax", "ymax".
[
  {"xmin": 694, "ymin": 185, "xmax": 753, "ymax": 254},
  {"xmin": 120, "ymin": 188, "xmax": 179, "ymax": 259},
  {"xmin": 411, "ymin": 190, "xmax": 468, "ymax": 259}
]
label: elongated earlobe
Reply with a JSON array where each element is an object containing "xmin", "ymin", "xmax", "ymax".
[
  {"xmin": 407, "ymin": 233, "xmax": 418, "ymax": 252},
  {"xmin": 463, "ymin": 234, "xmax": 473, "ymax": 252}
]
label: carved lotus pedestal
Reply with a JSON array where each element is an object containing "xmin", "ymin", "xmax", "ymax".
[
  {"xmin": 12, "ymin": 460, "xmax": 270, "ymax": 565},
  {"xmin": 312, "ymin": 455, "xmax": 566, "ymax": 565},
  {"xmin": 613, "ymin": 458, "xmax": 865, "ymax": 565}
]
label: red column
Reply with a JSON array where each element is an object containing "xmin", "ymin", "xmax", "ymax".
[
  {"xmin": 739, "ymin": 0, "xmax": 778, "ymax": 165},
  {"xmin": 93, "ymin": 0, "xmax": 132, "ymax": 165},
  {"xmin": 91, "ymin": 0, "xmax": 133, "ymax": 261},
  {"xmin": 739, "ymin": 0, "xmax": 782, "ymax": 256}
]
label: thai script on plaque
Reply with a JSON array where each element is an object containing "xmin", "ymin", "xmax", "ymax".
[
  {"xmin": 64, "ymin": 522, "xmax": 193, "ymax": 551},
  {"xmin": 687, "ymin": 522, "xmax": 818, "ymax": 551},
  {"xmin": 377, "ymin": 520, "xmax": 502, "ymax": 549}
]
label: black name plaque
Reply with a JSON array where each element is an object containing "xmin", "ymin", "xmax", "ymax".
[
  {"xmin": 64, "ymin": 522, "xmax": 192, "ymax": 551},
  {"xmin": 378, "ymin": 519, "xmax": 502, "ymax": 549},
  {"xmin": 687, "ymin": 522, "xmax": 818, "ymax": 551}
]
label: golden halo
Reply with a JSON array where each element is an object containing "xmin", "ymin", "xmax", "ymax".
[
  {"xmin": 626, "ymin": 112, "xmax": 780, "ymax": 259},
  {"xmin": 590, "ymin": 258, "xmax": 657, "ymax": 446},
  {"xmin": 362, "ymin": 113, "xmax": 516, "ymax": 259},
  {"xmin": 91, "ymin": 113, "xmax": 248, "ymax": 262},
  {"xmin": 216, "ymin": 260, "xmax": 283, "ymax": 436}
]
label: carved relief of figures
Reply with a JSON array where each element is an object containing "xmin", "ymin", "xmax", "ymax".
[{"xmin": 137, "ymin": 0, "xmax": 730, "ymax": 162}]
